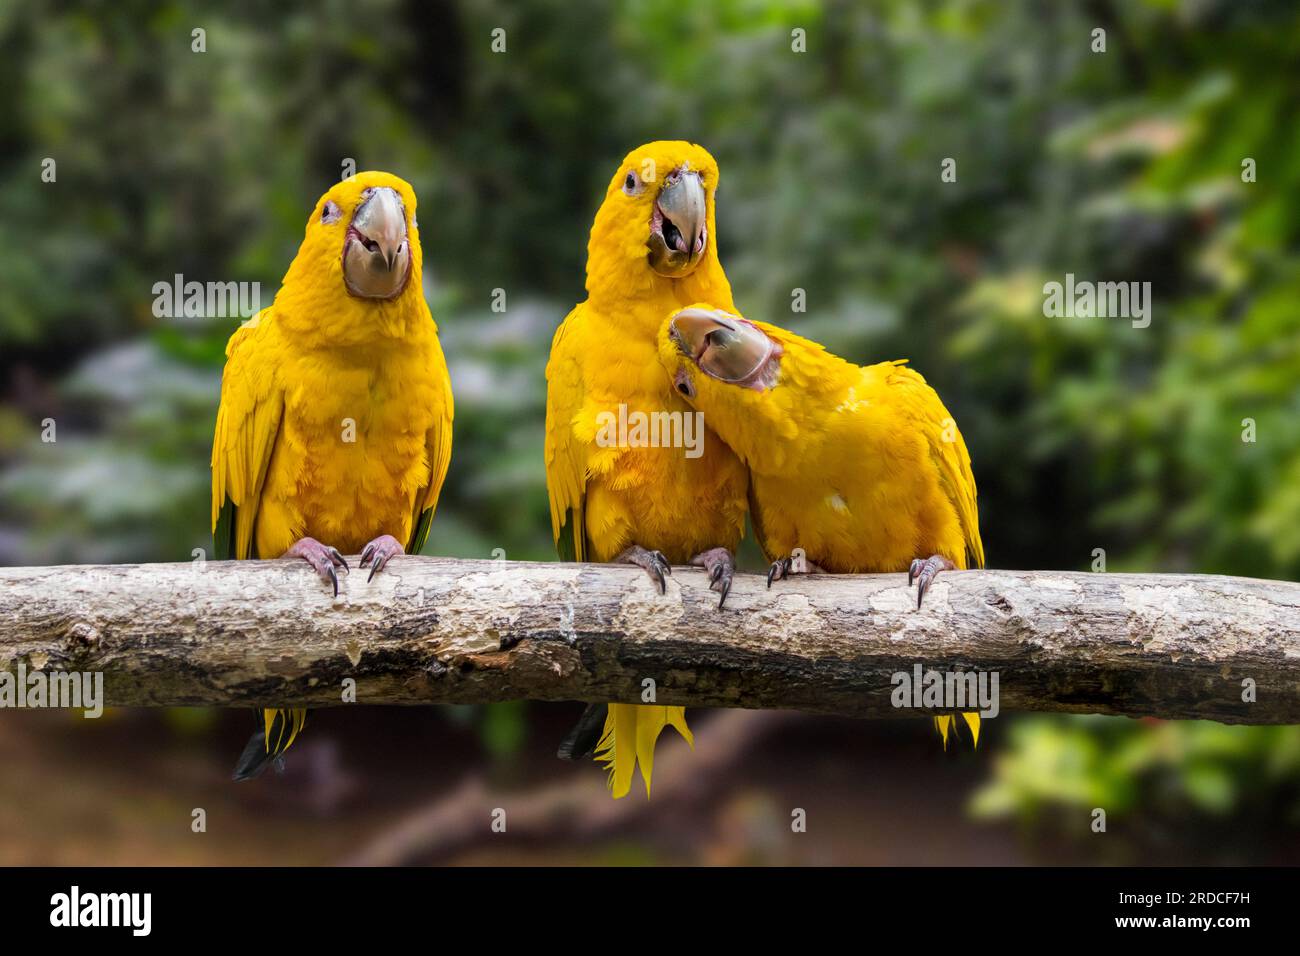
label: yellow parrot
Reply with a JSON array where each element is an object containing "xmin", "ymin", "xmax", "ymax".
[
  {"xmin": 545, "ymin": 142, "xmax": 749, "ymax": 797},
  {"xmin": 658, "ymin": 305, "xmax": 985, "ymax": 747},
  {"xmin": 211, "ymin": 172, "xmax": 453, "ymax": 779}
]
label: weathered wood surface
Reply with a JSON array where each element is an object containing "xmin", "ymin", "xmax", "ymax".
[{"xmin": 0, "ymin": 558, "xmax": 1296, "ymax": 722}]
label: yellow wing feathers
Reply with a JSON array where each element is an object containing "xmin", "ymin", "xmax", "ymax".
[
  {"xmin": 210, "ymin": 311, "xmax": 284, "ymax": 561},
  {"xmin": 408, "ymin": 340, "xmax": 455, "ymax": 556},
  {"xmin": 877, "ymin": 361, "xmax": 984, "ymax": 571},
  {"xmin": 543, "ymin": 308, "xmax": 590, "ymax": 562}
]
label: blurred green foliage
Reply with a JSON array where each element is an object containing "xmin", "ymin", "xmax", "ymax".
[
  {"xmin": 1, "ymin": 0, "xmax": 1298, "ymax": 856},
  {"xmin": 972, "ymin": 716, "xmax": 1300, "ymax": 862}
]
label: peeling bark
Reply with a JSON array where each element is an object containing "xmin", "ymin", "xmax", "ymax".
[{"xmin": 0, "ymin": 558, "xmax": 1296, "ymax": 723}]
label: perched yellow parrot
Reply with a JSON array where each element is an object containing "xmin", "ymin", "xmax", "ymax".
[
  {"xmin": 211, "ymin": 172, "xmax": 453, "ymax": 779},
  {"xmin": 658, "ymin": 305, "xmax": 985, "ymax": 747},
  {"xmin": 545, "ymin": 142, "xmax": 749, "ymax": 797}
]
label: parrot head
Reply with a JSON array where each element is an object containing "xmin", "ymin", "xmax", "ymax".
[
  {"xmin": 288, "ymin": 171, "xmax": 422, "ymax": 304},
  {"xmin": 662, "ymin": 305, "xmax": 783, "ymax": 400},
  {"xmin": 658, "ymin": 305, "xmax": 814, "ymax": 470},
  {"xmin": 587, "ymin": 141, "xmax": 723, "ymax": 288}
]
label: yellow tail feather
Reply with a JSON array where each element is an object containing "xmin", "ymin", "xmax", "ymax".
[
  {"xmin": 594, "ymin": 703, "xmax": 694, "ymax": 798},
  {"xmin": 262, "ymin": 708, "xmax": 307, "ymax": 755},
  {"xmin": 933, "ymin": 712, "xmax": 980, "ymax": 750}
]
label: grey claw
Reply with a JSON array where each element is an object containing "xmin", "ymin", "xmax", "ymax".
[
  {"xmin": 690, "ymin": 548, "xmax": 734, "ymax": 609},
  {"xmin": 916, "ymin": 569, "xmax": 937, "ymax": 608},
  {"xmin": 652, "ymin": 552, "xmax": 672, "ymax": 592},
  {"xmin": 618, "ymin": 545, "xmax": 674, "ymax": 595},
  {"xmin": 910, "ymin": 555, "xmax": 955, "ymax": 609},
  {"xmin": 327, "ymin": 565, "xmax": 339, "ymax": 597},
  {"xmin": 767, "ymin": 557, "xmax": 791, "ymax": 589}
]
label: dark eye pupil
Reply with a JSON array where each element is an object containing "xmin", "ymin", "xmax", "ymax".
[{"xmin": 625, "ymin": 173, "xmax": 636, "ymax": 191}]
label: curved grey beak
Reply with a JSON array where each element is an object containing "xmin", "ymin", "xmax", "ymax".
[
  {"xmin": 657, "ymin": 170, "xmax": 706, "ymax": 255},
  {"xmin": 670, "ymin": 307, "xmax": 777, "ymax": 386},
  {"xmin": 647, "ymin": 169, "xmax": 708, "ymax": 277},
  {"xmin": 344, "ymin": 186, "xmax": 412, "ymax": 299},
  {"xmin": 352, "ymin": 187, "xmax": 407, "ymax": 270}
]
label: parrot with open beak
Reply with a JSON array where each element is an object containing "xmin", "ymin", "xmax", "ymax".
[{"xmin": 544, "ymin": 142, "xmax": 750, "ymax": 797}]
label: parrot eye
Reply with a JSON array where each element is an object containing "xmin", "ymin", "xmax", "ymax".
[
  {"xmin": 321, "ymin": 201, "xmax": 342, "ymax": 224},
  {"xmin": 622, "ymin": 171, "xmax": 645, "ymax": 196}
]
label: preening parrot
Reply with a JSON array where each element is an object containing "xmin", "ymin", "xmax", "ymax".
[
  {"xmin": 211, "ymin": 172, "xmax": 453, "ymax": 779},
  {"xmin": 544, "ymin": 142, "xmax": 749, "ymax": 797},
  {"xmin": 659, "ymin": 306, "xmax": 985, "ymax": 747}
]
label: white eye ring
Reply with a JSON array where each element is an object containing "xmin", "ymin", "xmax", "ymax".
[
  {"xmin": 321, "ymin": 200, "xmax": 342, "ymax": 224},
  {"xmin": 622, "ymin": 170, "xmax": 644, "ymax": 196}
]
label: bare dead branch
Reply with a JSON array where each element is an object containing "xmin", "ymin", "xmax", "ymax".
[{"xmin": 0, "ymin": 558, "xmax": 1295, "ymax": 723}]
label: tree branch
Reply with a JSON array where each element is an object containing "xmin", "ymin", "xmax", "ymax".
[{"xmin": 1, "ymin": 558, "xmax": 1296, "ymax": 723}]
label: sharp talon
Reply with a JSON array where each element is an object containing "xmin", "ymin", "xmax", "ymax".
[
  {"xmin": 911, "ymin": 555, "xmax": 955, "ymax": 610},
  {"xmin": 284, "ymin": 537, "xmax": 351, "ymax": 599},
  {"xmin": 619, "ymin": 545, "xmax": 678, "ymax": 595},
  {"xmin": 357, "ymin": 535, "xmax": 404, "ymax": 583},
  {"xmin": 767, "ymin": 556, "xmax": 795, "ymax": 588},
  {"xmin": 908, "ymin": 559, "xmax": 921, "ymax": 586},
  {"xmin": 689, "ymin": 548, "xmax": 735, "ymax": 608},
  {"xmin": 917, "ymin": 568, "xmax": 933, "ymax": 608},
  {"xmin": 917, "ymin": 570, "xmax": 937, "ymax": 608}
]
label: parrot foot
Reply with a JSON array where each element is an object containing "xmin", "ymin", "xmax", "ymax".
[
  {"xmin": 283, "ymin": 537, "xmax": 349, "ymax": 597},
  {"xmin": 616, "ymin": 545, "xmax": 672, "ymax": 595},
  {"xmin": 691, "ymin": 547, "xmax": 734, "ymax": 609},
  {"xmin": 360, "ymin": 534, "xmax": 404, "ymax": 582},
  {"xmin": 908, "ymin": 554, "xmax": 956, "ymax": 609},
  {"xmin": 766, "ymin": 553, "xmax": 825, "ymax": 588}
]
